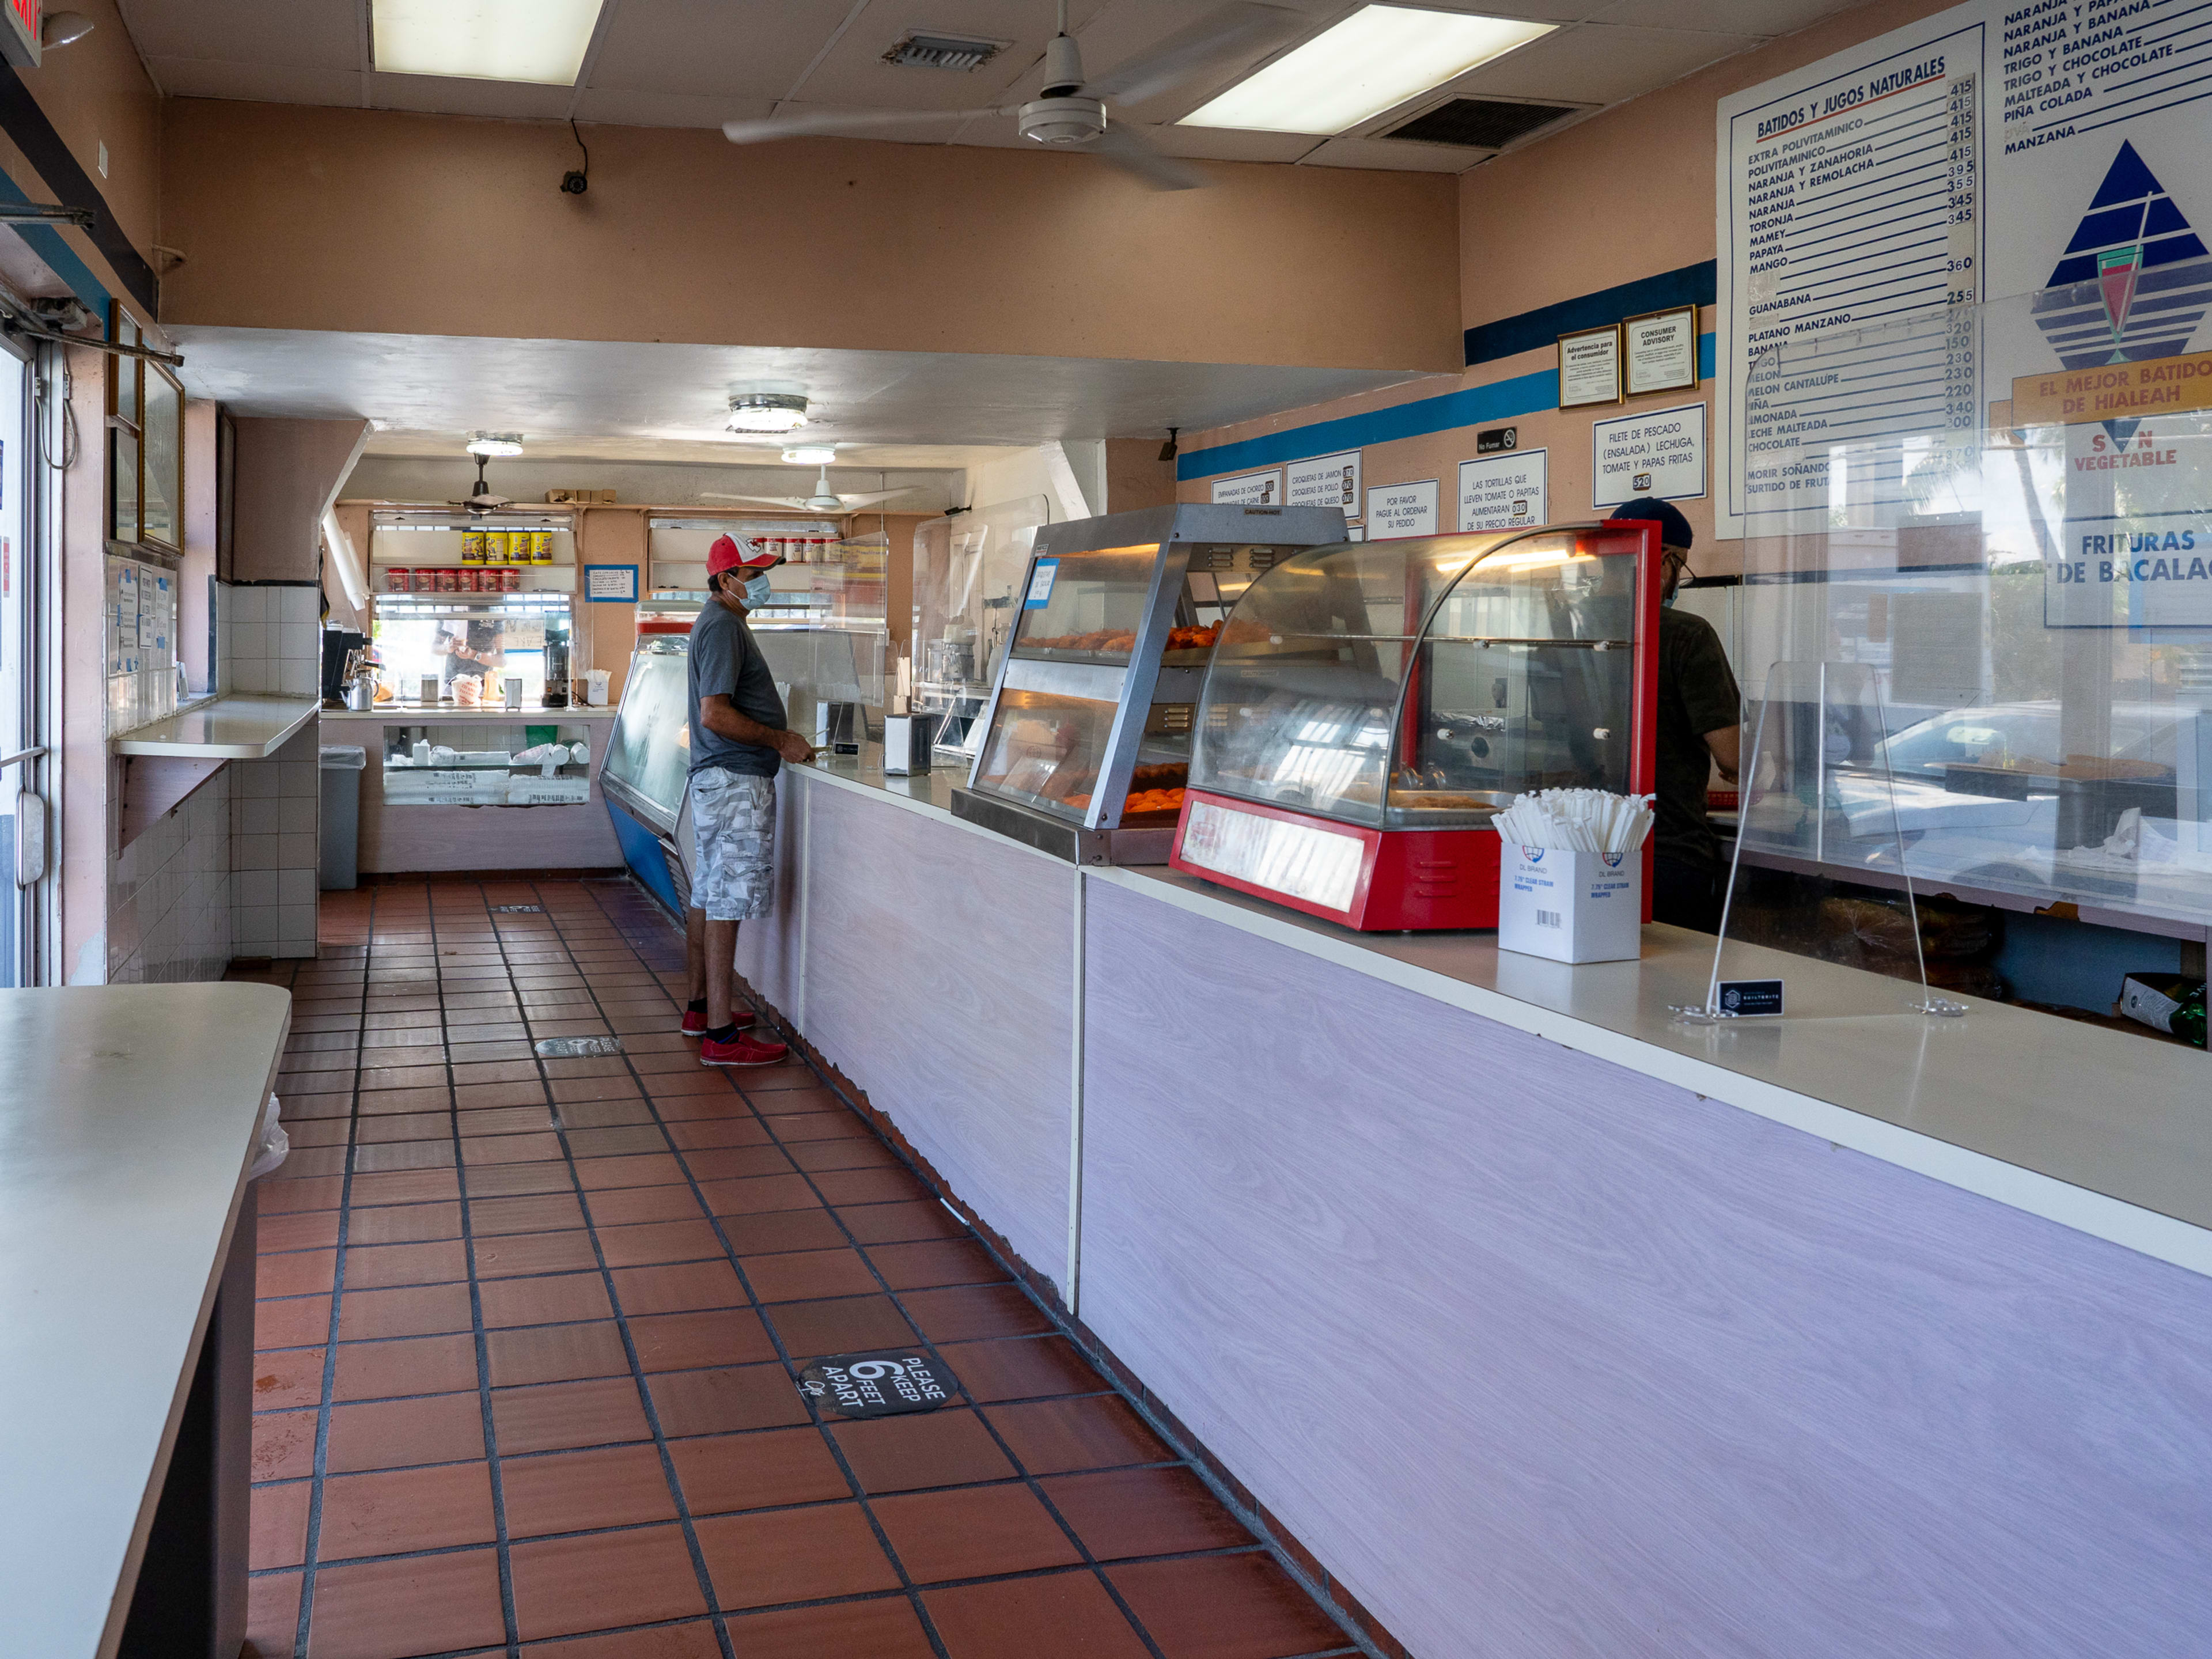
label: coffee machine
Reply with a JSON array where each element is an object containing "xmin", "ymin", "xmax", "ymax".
[{"xmin": 541, "ymin": 620, "xmax": 571, "ymax": 708}]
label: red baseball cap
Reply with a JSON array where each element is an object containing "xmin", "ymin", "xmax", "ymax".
[{"xmin": 707, "ymin": 533, "xmax": 780, "ymax": 576}]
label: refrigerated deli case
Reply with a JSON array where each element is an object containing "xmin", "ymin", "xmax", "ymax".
[
  {"xmin": 1169, "ymin": 521, "xmax": 1661, "ymax": 930},
  {"xmin": 950, "ymin": 503, "xmax": 1348, "ymax": 863}
]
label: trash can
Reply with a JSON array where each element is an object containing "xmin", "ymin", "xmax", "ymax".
[{"xmin": 319, "ymin": 745, "xmax": 368, "ymax": 890}]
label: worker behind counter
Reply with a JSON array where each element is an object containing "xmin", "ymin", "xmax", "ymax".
[{"xmin": 1606, "ymin": 498, "xmax": 1741, "ymax": 933}]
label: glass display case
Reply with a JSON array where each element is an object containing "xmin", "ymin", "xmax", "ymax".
[
  {"xmin": 599, "ymin": 637, "xmax": 691, "ymax": 914},
  {"xmin": 373, "ymin": 719, "xmax": 599, "ymax": 806},
  {"xmin": 951, "ymin": 502, "xmax": 1349, "ymax": 863},
  {"xmin": 1172, "ymin": 521, "xmax": 1661, "ymax": 929}
]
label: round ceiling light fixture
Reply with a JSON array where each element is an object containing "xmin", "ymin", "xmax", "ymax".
[
  {"xmin": 727, "ymin": 393, "xmax": 810, "ymax": 433},
  {"xmin": 465, "ymin": 432, "xmax": 524, "ymax": 457},
  {"xmin": 781, "ymin": 445, "xmax": 838, "ymax": 465},
  {"xmin": 41, "ymin": 12, "xmax": 94, "ymax": 49}
]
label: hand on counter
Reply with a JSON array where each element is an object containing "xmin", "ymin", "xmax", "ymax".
[{"xmin": 775, "ymin": 730, "xmax": 817, "ymax": 766}]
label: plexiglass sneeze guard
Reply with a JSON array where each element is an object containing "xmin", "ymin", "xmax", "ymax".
[{"xmin": 1702, "ymin": 278, "xmax": 2212, "ymax": 1019}]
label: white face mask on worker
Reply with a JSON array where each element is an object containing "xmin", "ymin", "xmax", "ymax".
[{"xmin": 741, "ymin": 573, "xmax": 772, "ymax": 607}]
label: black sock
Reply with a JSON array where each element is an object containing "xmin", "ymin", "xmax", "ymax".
[
  {"xmin": 687, "ymin": 998, "xmax": 707, "ymax": 1014},
  {"xmin": 704, "ymin": 1022, "xmax": 738, "ymax": 1044}
]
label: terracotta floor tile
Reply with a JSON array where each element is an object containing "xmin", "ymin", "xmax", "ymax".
[
  {"xmin": 317, "ymin": 1461, "xmax": 498, "ymax": 1560},
  {"xmin": 252, "ymin": 1410, "xmax": 317, "ymax": 1482},
  {"xmin": 696, "ymin": 1173, "xmax": 820, "ymax": 1218},
  {"xmin": 575, "ymin": 1153, "xmax": 688, "ymax": 1190},
  {"xmin": 491, "ymin": 1377, "xmax": 652, "ymax": 1455},
  {"xmin": 593, "ymin": 1218, "xmax": 725, "ymax": 1268},
  {"xmin": 519, "ymin": 1620, "xmax": 722, "ymax": 1658},
  {"xmin": 355, "ymin": 1077, "xmax": 450, "ymax": 1105},
  {"xmin": 250, "ymin": 1479, "xmax": 312, "ymax": 1570},
  {"xmin": 665, "ymin": 1117, "xmax": 771, "ymax": 1150},
  {"xmin": 630, "ymin": 1308, "xmax": 778, "ymax": 1372},
  {"xmin": 332, "ymin": 1332, "xmax": 479, "ymax": 1402},
  {"xmin": 344, "ymin": 1201, "xmax": 464, "ymax": 1245},
  {"xmin": 1107, "ymin": 1554, "xmax": 1349, "ymax": 1659},
  {"xmin": 642, "ymin": 1071, "xmax": 745, "ymax": 1099},
  {"xmin": 747, "ymin": 1086, "xmax": 846, "ymax": 1115},
  {"xmin": 809, "ymin": 1167, "xmax": 929, "ymax": 1207},
  {"xmin": 694, "ymin": 1502, "xmax": 902, "ymax": 1611},
  {"xmin": 325, "ymin": 1392, "xmax": 487, "ymax": 1473},
  {"xmin": 716, "ymin": 1210, "xmax": 847, "ymax": 1255},
  {"xmin": 258, "ymin": 1249, "xmax": 337, "ymax": 1298},
  {"xmin": 924, "ymin": 1571, "xmax": 1152, "ymax": 1659},
  {"xmin": 350, "ymin": 1140, "xmax": 458, "ymax": 1175},
  {"xmin": 508, "ymin": 1523, "xmax": 708, "ymax": 1642},
  {"xmin": 829, "ymin": 1408, "xmax": 1017, "ymax": 1494},
  {"xmin": 282, "ymin": 1118, "xmax": 351, "ymax": 1149},
  {"xmin": 1043, "ymin": 1467, "xmax": 1253, "ymax": 1562},
  {"xmin": 538, "ymin": 1055, "xmax": 630, "ymax": 1080},
  {"xmin": 259, "ymin": 1212, "xmax": 343, "ymax": 1253},
  {"xmin": 720, "ymin": 1597, "xmax": 936, "ymax": 1659},
  {"xmin": 256, "ymin": 1295, "xmax": 332, "ymax": 1352},
  {"xmin": 259, "ymin": 1176, "xmax": 344, "ymax": 1215},
  {"xmin": 347, "ymin": 1169, "xmax": 461, "ymax": 1207},
  {"xmin": 786, "ymin": 1137, "xmax": 902, "ymax": 1173},
  {"xmin": 251, "ymin": 1348, "xmax": 325, "ymax": 1412},
  {"xmin": 486, "ymin": 1320, "xmax": 632, "ymax": 1387},
  {"xmin": 836, "ymin": 1201, "xmax": 968, "ymax": 1245},
  {"xmin": 306, "ymin": 1547, "xmax": 507, "ymax": 1659},
  {"xmin": 865, "ymin": 1239, "xmax": 1008, "ymax": 1291},
  {"xmin": 353, "ymin": 1111, "xmax": 453, "ymax": 1144},
  {"xmin": 734, "ymin": 1069, "xmax": 820, "ymax": 1094},
  {"xmin": 985, "ymin": 1397, "xmax": 1171, "ymax": 1476},
  {"xmin": 742, "ymin": 1247, "xmax": 879, "ymax": 1303},
  {"xmin": 680, "ymin": 1144, "xmax": 794, "ymax": 1182},
  {"xmin": 764, "ymin": 1294, "xmax": 917, "ymax": 1361},
  {"xmin": 461, "ymin": 1130, "xmax": 565, "ymax": 1166},
  {"xmin": 609, "ymin": 1260, "xmax": 746, "ymax": 1316},
  {"xmin": 761, "ymin": 1113, "xmax": 868, "ymax": 1145},
  {"xmin": 565, "ymin": 1124, "xmax": 671, "ymax": 1159},
  {"xmin": 245, "ymin": 1569, "xmax": 301, "ymax": 1658},
  {"xmin": 337, "ymin": 1283, "xmax": 474, "ymax": 1342},
  {"xmin": 478, "ymin": 1271, "xmax": 614, "ymax": 1330},
  {"xmin": 451, "ymin": 1058, "xmax": 540, "ymax": 1085},
  {"xmin": 277, "ymin": 1092, "xmax": 353, "ymax": 1122},
  {"xmin": 345, "ymin": 1240, "xmax": 470, "ymax": 1290},
  {"xmin": 873, "ymin": 1483, "xmax": 1084, "ymax": 1585},
  {"xmin": 903, "ymin": 1283, "xmax": 1052, "ymax": 1343},
  {"xmin": 649, "ymin": 1363, "xmax": 813, "ymax": 1438},
  {"xmin": 456, "ymin": 1104, "xmax": 558, "ymax": 1137},
  {"xmin": 463, "ymin": 1162, "xmax": 577, "ymax": 1198},
  {"xmin": 585, "ymin": 1183, "xmax": 704, "ymax": 1226},
  {"xmin": 547, "ymin": 1075, "xmax": 641, "ymax": 1105},
  {"xmin": 456, "ymin": 1080, "xmax": 552, "ymax": 1111},
  {"xmin": 474, "ymin": 1230, "xmax": 600, "ymax": 1278},
  {"xmin": 470, "ymin": 1192, "xmax": 586, "ymax": 1235},
  {"xmin": 943, "ymin": 1337, "xmax": 1107, "ymax": 1404},
  {"xmin": 499, "ymin": 1442, "xmax": 678, "ymax": 1537},
  {"xmin": 652, "ymin": 1093, "xmax": 756, "ymax": 1124},
  {"xmin": 552, "ymin": 1097, "xmax": 658, "ymax": 1130},
  {"xmin": 448, "ymin": 1040, "xmax": 539, "ymax": 1064},
  {"xmin": 667, "ymin": 1424, "xmax": 849, "ymax": 1514}
]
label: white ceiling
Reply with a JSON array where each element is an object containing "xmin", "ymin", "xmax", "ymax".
[{"xmin": 119, "ymin": 0, "xmax": 1861, "ymax": 172}]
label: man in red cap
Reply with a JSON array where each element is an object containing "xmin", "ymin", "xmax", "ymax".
[{"xmin": 680, "ymin": 532, "xmax": 815, "ymax": 1066}]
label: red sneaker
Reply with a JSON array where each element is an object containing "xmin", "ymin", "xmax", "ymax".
[
  {"xmin": 700, "ymin": 1029, "xmax": 787, "ymax": 1068},
  {"xmin": 681, "ymin": 1007, "xmax": 754, "ymax": 1036}
]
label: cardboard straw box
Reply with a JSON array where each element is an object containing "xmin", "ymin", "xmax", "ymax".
[{"xmin": 1498, "ymin": 845, "xmax": 1642, "ymax": 963}]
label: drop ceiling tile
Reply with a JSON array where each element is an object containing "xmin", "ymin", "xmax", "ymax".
[
  {"xmin": 1589, "ymin": 0, "xmax": 1850, "ymax": 33},
  {"xmin": 573, "ymin": 89, "xmax": 772, "ymax": 130},
  {"xmin": 120, "ymin": 0, "xmax": 360, "ymax": 71},
  {"xmin": 1453, "ymin": 21, "xmax": 1762, "ymax": 105},
  {"xmin": 148, "ymin": 58, "xmax": 366, "ymax": 108},
  {"xmin": 586, "ymin": 0, "xmax": 832, "ymax": 100},
  {"xmin": 369, "ymin": 73, "xmax": 577, "ymax": 121},
  {"xmin": 797, "ymin": 0, "xmax": 1100, "ymax": 113},
  {"xmin": 1298, "ymin": 135, "xmax": 1481, "ymax": 174},
  {"xmin": 1142, "ymin": 124, "xmax": 1315, "ymax": 165}
]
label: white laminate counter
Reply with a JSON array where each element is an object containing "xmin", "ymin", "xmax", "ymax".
[
  {"xmin": 780, "ymin": 746, "xmax": 2212, "ymax": 1277},
  {"xmin": 0, "ymin": 984, "xmax": 292, "ymax": 1657},
  {"xmin": 109, "ymin": 695, "xmax": 321, "ymax": 759}
]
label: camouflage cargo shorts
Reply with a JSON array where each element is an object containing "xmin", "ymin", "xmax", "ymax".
[{"xmin": 681, "ymin": 770, "xmax": 777, "ymax": 922}]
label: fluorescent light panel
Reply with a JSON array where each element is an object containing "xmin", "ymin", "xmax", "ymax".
[
  {"xmin": 372, "ymin": 0, "xmax": 605, "ymax": 86},
  {"xmin": 1180, "ymin": 6, "xmax": 1555, "ymax": 136}
]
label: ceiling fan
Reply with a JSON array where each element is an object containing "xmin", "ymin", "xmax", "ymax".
[
  {"xmin": 449, "ymin": 454, "xmax": 514, "ymax": 517},
  {"xmin": 703, "ymin": 465, "xmax": 919, "ymax": 513},
  {"xmin": 722, "ymin": 1, "xmax": 1307, "ymax": 191}
]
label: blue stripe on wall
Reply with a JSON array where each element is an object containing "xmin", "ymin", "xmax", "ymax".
[
  {"xmin": 0, "ymin": 170, "xmax": 109, "ymax": 317},
  {"xmin": 1463, "ymin": 260, "xmax": 1716, "ymax": 366},
  {"xmin": 1179, "ymin": 333, "xmax": 1716, "ymax": 482}
]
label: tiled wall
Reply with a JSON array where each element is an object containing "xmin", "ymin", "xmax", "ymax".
[
  {"xmin": 108, "ymin": 769, "xmax": 233, "ymax": 984},
  {"xmin": 233, "ymin": 724, "xmax": 321, "ymax": 959},
  {"xmin": 224, "ymin": 582, "xmax": 323, "ymax": 695}
]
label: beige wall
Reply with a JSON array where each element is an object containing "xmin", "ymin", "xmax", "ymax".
[
  {"xmin": 15, "ymin": 0, "xmax": 162, "ymax": 262},
  {"xmin": 232, "ymin": 416, "xmax": 369, "ymax": 584},
  {"xmin": 156, "ymin": 100, "xmax": 1461, "ymax": 372}
]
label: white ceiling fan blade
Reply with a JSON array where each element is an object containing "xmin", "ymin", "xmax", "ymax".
[
  {"xmin": 724, "ymin": 105, "xmax": 1007, "ymax": 145},
  {"xmin": 1086, "ymin": 2, "xmax": 1308, "ymax": 108},
  {"xmin": 1092, "ymin": 124, "xmax": 1207, "ymax": 192},
  {"xmin": 700, "ymin": 493, "xmax": 810, "ymax": 509},
  {"xmin": 834, "ymin": 488, "xmax": 925, "ymax": 509}
]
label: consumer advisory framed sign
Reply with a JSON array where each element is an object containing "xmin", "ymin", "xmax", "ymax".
[
  {"xmin": 1624, "ymin": 305, "xmax": 1699, "ymax": 396},
  {"xmin": 1558, "ymin": 324, "xmax": 1623, "ymax": 408}
]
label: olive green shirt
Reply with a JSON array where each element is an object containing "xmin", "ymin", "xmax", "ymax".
[{"xmin": 1654, "ymin": 607, "xmax": 1741, "ymax": 869}]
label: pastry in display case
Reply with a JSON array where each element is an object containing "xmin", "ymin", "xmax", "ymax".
[
  {"xmin": 1170, "ymin": 521, "xmax": 1661, "ymax": 929},
  {"xmin": 952, "ymin": 503, "xmax": 1348, "ymax": 863}
]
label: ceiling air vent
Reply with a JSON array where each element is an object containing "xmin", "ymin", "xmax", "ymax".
[
  {"xmin": 1382, "ymin": 98, "xmax": 1584, "ymax": 150},
  {"xmin": 882, "ymin": 31, "xmax": 1006, "ymax": 72}
]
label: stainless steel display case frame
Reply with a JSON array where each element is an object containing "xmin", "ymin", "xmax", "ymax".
[{"xmin": 952, "ymin": 503, "xmax": 1346, "ymax": 863}]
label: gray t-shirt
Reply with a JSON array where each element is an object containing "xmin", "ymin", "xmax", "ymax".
[{"xmin": 688, "ymin": 601, "xmax": 787, "ymax": 778}]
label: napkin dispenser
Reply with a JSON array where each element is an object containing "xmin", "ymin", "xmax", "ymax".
[{"xmin": 881, "ymin": 713, "xmax": 935, "ymax": 775}]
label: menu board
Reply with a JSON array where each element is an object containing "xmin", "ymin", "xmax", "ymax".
[
  {"xmin": 1286, "ymin": 450, "xmax": 1362, "ymax": 518},
  {"xmin": 1715, "ymin": 0, "xmax": 2212, "ymax": 535},
  {"xmin": 1210, "ymin": 469, "xmax": 1282, "ymax": 506},
  {"xmin": 1458, "ymin": 450, "xmax": 1548, "ymax": 531}
]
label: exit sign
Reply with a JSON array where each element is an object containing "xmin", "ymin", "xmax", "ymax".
[{"xmin": 0, "ymin": 0, "xmax": 37, "ymax": 70}]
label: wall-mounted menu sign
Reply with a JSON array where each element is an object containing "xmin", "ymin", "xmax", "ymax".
[
  {"xmin": 1365, "ymin": 478, "xmax": 1440, "ymax": 539},
  {"xmin": 1210, "ymin": 469, "xmax": 1282, "ymax": 506},
  {"xmin": 1559, "ymin": 324, "xmax": 1623, "ymax": 408},
  {"xmin": 1459, "ymin": 449, "xmax": 1548, "ymax": 532},
  {"xmin": 1624, "ymin": 306, "xmax": 1699, "ymax": 396},
  {"xmin": 1286, "ymin": 450, "xmax": 1362, "ymax": 518},
  {"xmin": 584, "ymin": 564, "xmax": 639, "ymax": 603},
  {"xmin": 1592, "ymin": 403, "xmax": 1707, "ymax": 509}
]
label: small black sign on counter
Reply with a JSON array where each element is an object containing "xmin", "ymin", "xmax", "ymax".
[
  {"xmin": 798, "ymin": 1350, "xmax": 958, "ymax": 1419},
  {"xmin": 1476, "ymin": 426, "xmax": 1518, "ymax": 454},
  {"xmin": 1718, "ymin": 979, "xmax": 1784, "ymax": 1017}
]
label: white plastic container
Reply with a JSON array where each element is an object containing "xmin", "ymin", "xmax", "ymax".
[{"xmin": 1497, "ymin": 845, "xmax": 1642, "ymax": 964}]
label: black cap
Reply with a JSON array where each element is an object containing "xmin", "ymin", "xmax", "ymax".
[{"xmin": 1608, "ymin": 496, "xmax": 1692, "ymax": 552}]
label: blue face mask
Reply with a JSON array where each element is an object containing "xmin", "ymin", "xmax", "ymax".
[{"xmin": 741, "ymin": 572, "xmax": 773, "ymax": 607}]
